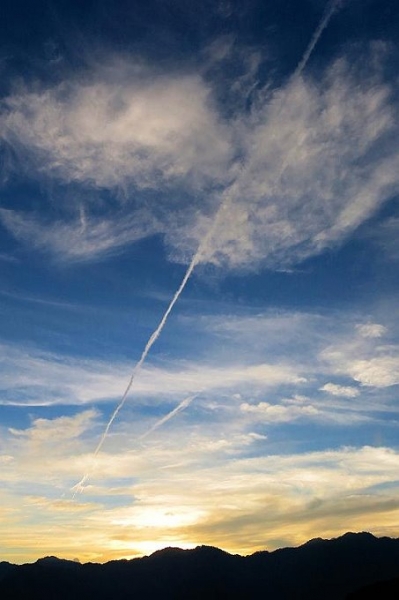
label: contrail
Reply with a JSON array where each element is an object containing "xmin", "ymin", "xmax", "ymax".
[
  {"xmin": 72, "ymin": 251, "xmax": 201, "ymax": 493},
  {"xmin": 295, "ymin": 0, "xmax": 343, "ymax": 79},
  {"xmin": 252, "ymin": 0, "xmax": 344, "ymax": 204},
  {"xmin": 72, "ymin": 0, "xmax": 342, "ymax": 494},
  {"xmin": 139, "ymin": 394, "xmax": 198, "ymax": 441}
]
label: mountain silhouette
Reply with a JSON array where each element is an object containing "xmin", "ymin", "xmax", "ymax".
[
  {"xmin": 1, "ymin": 532, "xmax": 399, "ymax": 599},
  {"xmin": 347, "ymin": 575, "xmax": 399, "ymax": 599}
]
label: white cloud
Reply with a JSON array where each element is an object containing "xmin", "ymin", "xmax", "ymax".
[
  {"xmin": 1, "ymin": 51, "xmax": 399, "ymax": 269},
  {"xmin": 349, "ymin": 356, "xmax": 399, "ymax": 388},
  {"xmin": 239, "ymin": 393, "xmax": 371, "ymax": 426},
  {"xmin": 193, "ymin": 57, "xmax": 399, "ymax": 269},
  {"xmin": 240, "ymin": 401, "xmax": 319, "ymax": 422},
  {"xmin": 2, "ymin": 431, "xmax": 399, "ymax": 561},
  {"xmin": 0, "ymin": 342, "xmax": 303, "ymax": 407},
  {"xmin": 1, "ymin": 64, "xmax": 233, "ymax": 190},
  {"xmin": 320, "ymin": 383, "xmax": 360, "ymax": 398},
  {"xmin": 192, "ymin": 310, "xmax": 329, "ymax": 362},
  {"xmin": 0, "ymin": 207, "xmax": 161, "ymax": 262},
  {"xmin": 356, "ymin": 323, "xmax": 388, "ymax": 339},
  {"xmin": 321, "ymin": 323, "xmax": 399, "ymax": 389},
  {"xmin": 9, "ymin": 410, "xmax": 98, "ymax": 448}
]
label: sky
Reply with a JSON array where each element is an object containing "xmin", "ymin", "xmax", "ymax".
[{"xmin": 1, "ymin": 0, "xmax": 399, "ymax": 564}]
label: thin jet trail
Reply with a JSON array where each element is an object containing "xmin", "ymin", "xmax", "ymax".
[
  {"xmin": 73, "ymin": 251, "xmax": 201, "ymax": 493},
  {"xmin": 73, "ymin": 216, "xmax": 220, "ymax": 493},
  {"xmin": 295, "ymin": 0, "xmax": 343, "ymax": 79},
  {"xmin": 267, "ymin": 0, "xmax": 343, "ymax": 124},
  {"xmin": 73, "ymin": 0, "xmax": 343, "ymax": 494},
  {"xmin": 139, "ymin": 394, "xmax": 198, "ymax": 441},
  {"xmin": 244, "ymin": 0, "xmax": 345, "ymax": 210}
]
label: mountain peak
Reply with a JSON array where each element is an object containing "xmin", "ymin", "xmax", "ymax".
[{"xmin": 36, "ymin": 556, "xmax": 63, "ymax": 564}]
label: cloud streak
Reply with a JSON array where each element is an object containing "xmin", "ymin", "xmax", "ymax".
[
  {"xmin": 196, "ymin": 57, "xmax": 398, "ymax": 269},
  {"xmin": 2, "ymin": 38, "xmax": 398, "ymax": 271},
  {"xmin": 0, "ymin": 342, "xmax": 304, "ymax": 407},
  {"xmin": 74, "ymin": 248, "xmax": 203, "ymax": 490},
  {"xmin": 0, "ymin": 207, "xmax": 162, "ymax": 262}
]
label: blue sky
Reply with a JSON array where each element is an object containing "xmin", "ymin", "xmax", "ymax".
[{"xmin": 1, "ymin": 0, "xmax": 399, "ymax": 563}]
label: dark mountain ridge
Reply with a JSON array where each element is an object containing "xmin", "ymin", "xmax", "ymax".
[{"xmin": 1, "ymin": 532, "xmax": 399, "ymax": 599}]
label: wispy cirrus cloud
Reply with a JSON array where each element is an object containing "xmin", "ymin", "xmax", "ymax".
[
  {"xmin": 1, "ymin": 307, "xmax": 397, "ymax": 424},
  {"xmin": 1, "ymin": 63, "xmax": 233, "ymax": 190},
  {"xmin": 195, "ymin": 55, "xmax": 399, "ymax": 269},
  {"xmin": 356, "ymin": 323, "xmax": 388, "ymax": 339},
  {"xmin": 0, "ymin": 341, "xmax": 304, "ymax": 407},
  {"xmin": 0, "ymin": 206, "xmax": 162, "ymax": 262},
  {"xmin": 1, "ymin": 47, "xmax": 399, "ymax": 269}
]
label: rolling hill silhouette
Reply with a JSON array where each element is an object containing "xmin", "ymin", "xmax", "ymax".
[{"xmin": 1, "ymin": 532, "xmax": 399, "ymax": 599}]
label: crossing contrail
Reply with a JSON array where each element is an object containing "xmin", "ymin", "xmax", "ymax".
[
  {"xmin": 72, "ymin": 0, "xmax": 343, "ymax": 494},
  {"xmin": 140, "ymin": 394, "xmax": 198, "ymax": 441}
]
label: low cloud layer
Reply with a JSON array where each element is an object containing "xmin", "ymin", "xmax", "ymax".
[
  {"xmin": 0, "ymin": 310, "xmax": 396, "ymax": 417},
  {"xmin": 2, "ymin": 406, "xmax": 399, "ymax": 561}
]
